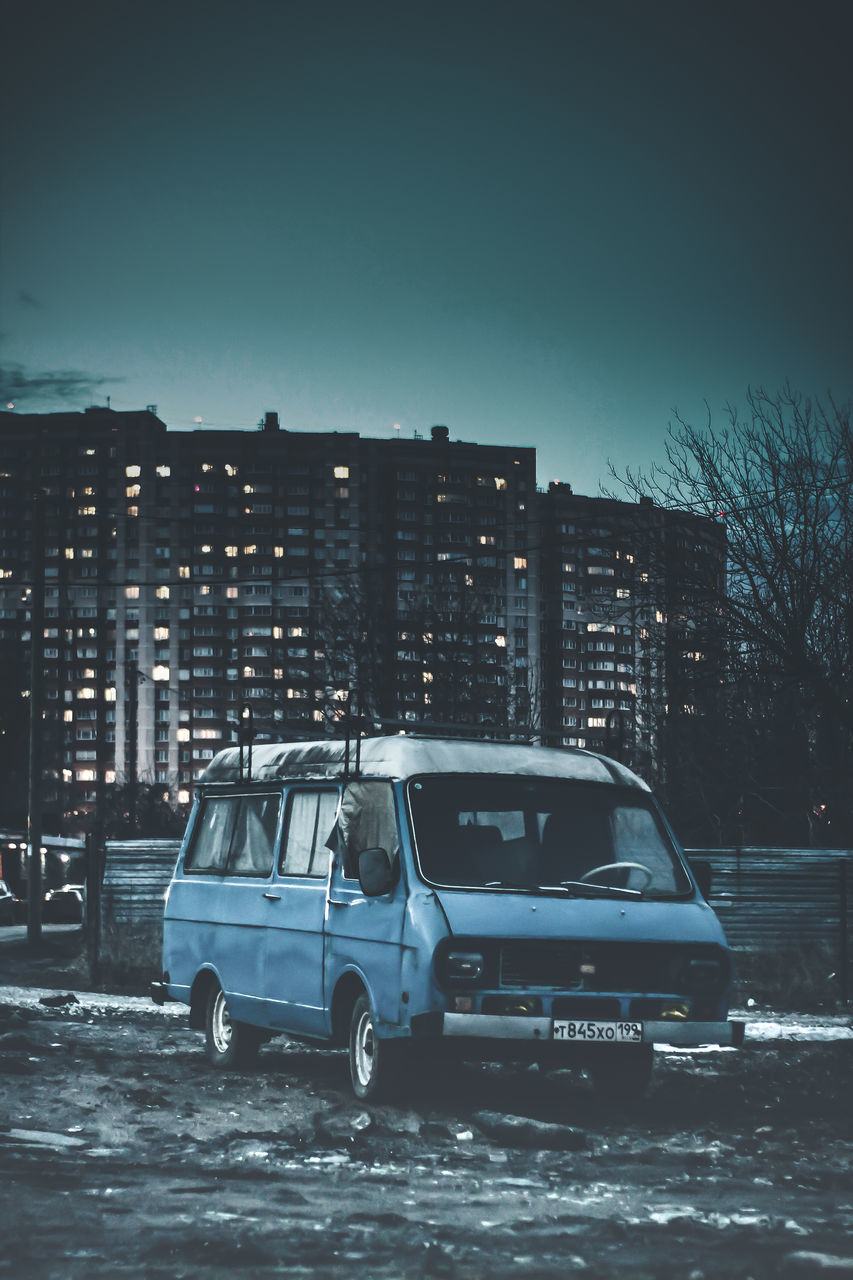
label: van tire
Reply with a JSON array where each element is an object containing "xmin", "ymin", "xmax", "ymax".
[
  {"xmin": 204, "ymin": 983, "xmax": 261, "ymax": 1069},
  {"xmin": 348, "ymin": 995, "xmax": 404, "ymax": 1100},
  {"xmin": 588, "ymin": 1044, "xmax": 654, "ymax": 1100}
]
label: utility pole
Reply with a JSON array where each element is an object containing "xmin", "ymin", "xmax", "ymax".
[
  {"xmin": 126, "ymin": 659, "xmax": 139, "ymax": 832},
  {"xmin": 27, "ymin": 490, "xmax": 45, "ymax": 944}
]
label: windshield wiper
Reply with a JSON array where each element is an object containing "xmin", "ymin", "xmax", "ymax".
[
  {"xmin": 481, "ymin": 879, "xmax": 642, "ymax": 900},
  {"xmin": 484, "ymin": 879, "xmax": 557, "ymax": 893},
  {"xmin": 556, "ymin": 880, "xmax": 643, "ymax": 900}
]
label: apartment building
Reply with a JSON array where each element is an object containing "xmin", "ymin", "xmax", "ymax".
[
  {"xmin": 0, "ymin": 406, "xmax": 721, "ymax": 832},
  {"xmin": 539, "ymin": 482, "xmax": 725, "ymax": 774}
]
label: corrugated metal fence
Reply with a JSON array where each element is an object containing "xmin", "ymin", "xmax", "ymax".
[
  {"xmin": 91, "ymin": 840, "xmax": 852, "ymax": 997},
  {"xmin": 687, "ymin": 847, "xmax": 851, "ymax": 1000},
  {"xmin": 94, "ymin": 839, "xmax": 180, "ymax": 987}
]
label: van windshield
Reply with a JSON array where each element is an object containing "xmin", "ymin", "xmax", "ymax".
[{"xmin": 407, "ymin": 775, "xmax": 691, "ymax": 898}]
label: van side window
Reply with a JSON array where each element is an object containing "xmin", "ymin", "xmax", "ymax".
[
  {"xmin": 227, "ymin": 794, "xmax": 281, "ymax": 877},
  {"xmin": 185, "ymin": 796, "xmax": 236, "ymax": 873},
  {"xmin": 280, "ymin": 790, "xmax": 338, "ymax": 878},
  {"xmin": 185, "ymin": 793, "xmax": 280, "ymax": 877}
]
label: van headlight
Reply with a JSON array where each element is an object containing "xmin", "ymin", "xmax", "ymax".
[{"xmin": 442, "ymin": 951, "xmax": 485, "ymax": 983}]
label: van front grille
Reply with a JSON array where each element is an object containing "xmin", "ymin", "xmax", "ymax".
[
  {"xmin": 500, "ymin": 942, "xmax": 582, "ymax": 989},
  {"xmin": 497, "ymin": 941, "xmax": 729, "ymax": 996}
]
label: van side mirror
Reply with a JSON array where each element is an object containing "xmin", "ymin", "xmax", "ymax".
[
  {"xmin": 358, "ymin": 848, "xmax": 394, "ymax": 897},
  {"xmin": 690, "ymin": 859, "xmax": 712, "ymax": 899}
]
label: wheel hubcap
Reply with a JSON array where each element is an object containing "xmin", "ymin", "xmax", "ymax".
[
  {"xmin": 211, "ymin": 990, "xmax": 232, "ymax": 1054},
  {"xmin": 353, "ymin": 1009, "xmax": 375, "ymax": 1086}
]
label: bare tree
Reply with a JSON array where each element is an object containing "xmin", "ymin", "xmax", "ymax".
[{"xmin": 613, "ymin": 385, "xmax": 853, "ymax": 844}]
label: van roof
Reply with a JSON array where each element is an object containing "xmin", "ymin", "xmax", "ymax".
[{"xmin": 200, "ymin": 737, "xmax": 649, "ymax": 790}]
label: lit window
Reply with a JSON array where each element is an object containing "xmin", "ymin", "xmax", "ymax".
[
  {"xmin": 225, "ymin": 545, "xmax": 238, "ymax": 557},
  {"xmin": 156, "ymin": 464, "xmax": 170, "ymax": 477},
  {"xmin": 65, "ymin": 548, "xmax": 75, "ymax": 559},
  {"xmin": 77, "ymin": 687, "xmax": 96, "ymax": 700},
  {"xmin": 105, "ymin": 687, "xmax": 116, "ymax": 702},
  {"xmin": 152, "ymin": 665, "xmax": 170, "ymax": 682},
  {"xmin": 243, "ymin": 545, "xmax": 257, "ymax": 555},
  {"xmin": 334, "ymin": 466, "xmax": 349, "ymax": 479},
  {"xmin": 126, "ymin": 484, "xmax": 141, "ymax": 498},
  {"xmin": 200, "ymin": 544, "xmax": 213, "ymax": 554},
  {"xmin": 177, "ymin": 728, "xmax": 190, "ymax": 742},
  {"xmin": 154, "ymin": 626, "xmax": 169, "ymax": 640},
  {"xmin": 156, "ymin": 586, "xmax": 170, "ymax": 599},
  {"xmin": 178, "ymin": 790, "xmax": 190, "ymax": 805},
  {"xmin": 226, "ymin": 587, "xmax": 238, "ymax": 599},
  {"xmin": 274, "ymin": 546, "xmax": 284, "ymax": 557},
  {"xmin": 125, "ymin": 465, "xmax": 141, "ymax": 478},
  {"xmin": 125, "ymin": 586, "xmax": 139, "ymax": 599},
  {"xmin": 179, "ymin": 566, "xmax": 190, "ymax": 579},
  {"xmin": 514, "ymin": 556, "xmax": 527, "ymax": 570},
  {"xmin": 495, "ymin": 635, "xmax": 506, "ymax": 648},
  {"xmin": 64, "ymin": 709, "xmax": 74, "ymax": 722},
  {"xmin": 201, "ymin": 463, "xmax": 214, "ymax": 473},
  {"xmin": 243, "ymin": 484, "xmax": 254, "ymax": 494}
]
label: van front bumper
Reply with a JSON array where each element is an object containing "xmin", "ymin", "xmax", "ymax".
[{"xmin": 440, "ymin": 1013, "xmax": 745, "ymax": 1048}]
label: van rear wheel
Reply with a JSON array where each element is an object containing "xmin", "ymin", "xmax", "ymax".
[
  {"xmin": 204, "ymin": 984, "xmax": 261, "ymax": 1069},
  {"xmin": 348, "ymin": 995, "xmax": 405, "ymax": 1100}
]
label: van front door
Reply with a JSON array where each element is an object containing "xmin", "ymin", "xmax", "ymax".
[
  {"xmin": 264, "ymin": 787, "xmax": 340, "ymax": 1036},
  {"xmin": 323, "ymin": 780, "xmax": 407, "ymax": 1037}
]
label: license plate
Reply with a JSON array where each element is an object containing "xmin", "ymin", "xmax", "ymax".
[{"xmin": 553, "ymin": 1019, "xmax": 643, "ymax": 1043}]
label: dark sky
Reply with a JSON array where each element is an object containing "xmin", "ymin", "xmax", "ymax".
[{"xmin": 2, "ymin": 0, "xmax": 851, "ymax": 494}]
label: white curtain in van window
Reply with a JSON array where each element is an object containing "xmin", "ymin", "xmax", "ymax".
[{"xmin": 337, "ymin": 781, "xmax": 400, "ymax": 875}]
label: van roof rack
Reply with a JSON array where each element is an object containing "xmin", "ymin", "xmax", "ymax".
[{"xmin": 372, "ymin": 717, "xmax": 535, "ymax": 745}]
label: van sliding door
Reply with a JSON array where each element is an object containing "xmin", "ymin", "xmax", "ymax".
[{"xmin": 264, "ymin": 787, "xmax": 339, "ymax": 1035}]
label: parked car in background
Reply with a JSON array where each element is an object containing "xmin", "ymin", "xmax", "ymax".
[
  {"xmin": 43, "ymin": 884, "xmax": 84, "ymax": 924},
  {"xmin": 0, "ymin": 879, "xmax": 18, "ymax": 925}
]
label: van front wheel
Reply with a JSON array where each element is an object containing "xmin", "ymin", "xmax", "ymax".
[
  {"xmin": 349, "ymin": 995, "xmax": 404, "ymax": 1100},
  {"xmin": 205, "ymin": 984, "xmax": 261, "ymax": 1069}
]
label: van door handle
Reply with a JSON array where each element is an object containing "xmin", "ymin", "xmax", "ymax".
[
  {"xmin": 328, "ymin": 898, "xmax": 350, "ymax": 908},
  {"xmin": 263, "ymin": 891, "xmax": 281, "ymax": 901}
]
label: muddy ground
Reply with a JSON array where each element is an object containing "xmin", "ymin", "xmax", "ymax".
[{"xmin": 0, "ymin": 930, "xmax": 852, "ymax": 1279}]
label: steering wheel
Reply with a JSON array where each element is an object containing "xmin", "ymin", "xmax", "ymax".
[{"xmin": 579, "ymin": 861, "xmax": 653, "ymax": 890}]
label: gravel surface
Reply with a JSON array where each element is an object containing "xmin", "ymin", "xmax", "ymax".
[{"xmin": 1, "ymin": 929, "xmax": 851, "ymax": 1278}]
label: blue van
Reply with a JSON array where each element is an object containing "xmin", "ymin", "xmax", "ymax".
[{"xmin": 154, "ymin": 737, "xmax": 743, "ymax": 1099}]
